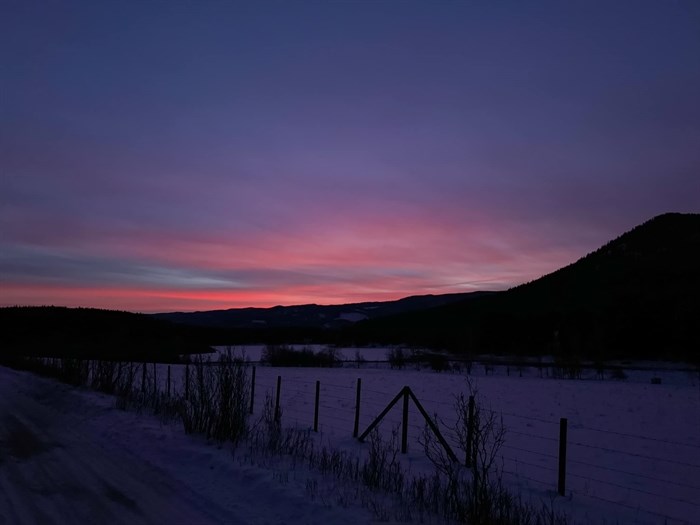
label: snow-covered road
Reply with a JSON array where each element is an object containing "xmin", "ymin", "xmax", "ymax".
[{"xmin": 0, "ymin": 366, "xmax": 371, "ymax": 525}]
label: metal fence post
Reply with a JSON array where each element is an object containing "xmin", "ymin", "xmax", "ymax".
[
  {"xmin": 353, "ymin": 378, "xmax": 362, "ymax": 437},
  {"xmin": 401, "ymin": 387, "xmax": 409, "ymax": 453},
  {"xmin": 275, "ymin": 375, "xmax": 282, "ymax": 421},
  {"xmin": 558, "ymin": 417, "xmax": 568, "ymax": 496},
  {"xmin": 185, "ymin": 363, "xmax": 190, "ymax": 401},
  {"xmin": 249, "ymin": 365, "xmax": 256, "ymax": 414},
  {"xmin": 314, "ymin": 380, "xmax": 320, "ymax": 432}
]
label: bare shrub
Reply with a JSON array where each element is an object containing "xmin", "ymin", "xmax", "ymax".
[
  {"xmin": 353, "ymin": 349, "xmax": 366, "ymax": 368},
  {"xmin": 361, "ymin": 427, "xmax": 405, "ymax": 493},
  {"xmin": 386, "ymin": 347, "xmax": 407, "ymax": 369},
  {"xmin": 180, "ymin": 350, "xmax": 250, "ymax": 444},
  {"xmin": 262, "ymin": 345, "xmax": 341, "ymax": 367},
  {"xmin": 419, "ymin": 378, "xmax": 567, "ymax": 524}
]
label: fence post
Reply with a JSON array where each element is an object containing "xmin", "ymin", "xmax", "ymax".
[
  {"xmin": 141, "ymin": 362, "xmax": 146, "ymax": 392},
  {"xmin": 167, "ymin": 365, "xmax": 171, "ymax": 397},
  {"xmin": 358, "ymin": 388, "xmax": 406, "ymax": 442},
  {"xmin": 275, "ymin": 375, "xmax": 282, "ymax": 421},
  {"xmin": 466, "ymin": 395, "xmax": 475, "ymax": 467},
  {"xmin": 407, "ymin": 389, "xmax": 458, "ymax": 463},
  {"xmin": 401, "ymin": 387, "xmax": 409, "ymax": 453},
  {"xmin": 314, "ymin": 380, "xmax": 320, "ymax": 432},
  {"xmin": 558, "ymin": 417, "xmax": 568, "ymax": 496},
  {"xmin": 353, "ymin": 378, "xmax": 362, "ymax": 437},
  {"xmin": 185, "ymin": 363, "xmax": 190, "ymax": 401},
  {"xmin": 249, "ymin": 365, "xmax": 256, "ymax": 414}
]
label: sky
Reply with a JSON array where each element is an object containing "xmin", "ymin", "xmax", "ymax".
[{"xmin": 1, "ymin": 1, "xmax": 699, "ymax": 313}]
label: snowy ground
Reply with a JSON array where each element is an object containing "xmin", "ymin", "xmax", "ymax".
[
  {"xmin": 0, "ymin": 365, "xmax": 374, "ymax": 525},
  {"xmin": 248, "ymin": 366, "xmax": 700, "ymax": 524},
  {"xmin": 3, "ymin": 350, "xmax": 699, "ymax": 524},
  {"xmin": 160, "ymin": 347, "xmax": 700, "ymax": 524}
]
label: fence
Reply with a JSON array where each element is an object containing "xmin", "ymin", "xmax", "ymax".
[
  {"xmin": 247, "ymin": 366, "xmax": 700, "ymax": 524},
  {"xmin": 5, "ymin": 356, "xmax": 699, "ymax": 524}
]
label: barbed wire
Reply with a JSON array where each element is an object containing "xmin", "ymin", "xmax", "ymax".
[
  {"xmin": 501, "ymin": 469, "xmax": 552, "ymax": 487},
  {"xmin": 362, "ymin": 387, "xmax": 396, "ymax": 397},
  {"xmin": 568, "ymin": 472, "xmax": 700, "ymax": 508},
  {"xmin": 321, "ymin": 380, "xmax": 357, "ymax": 390},
  {"xmin": 571, "ymin": 490, "xmax": 693, "ymax": 524},
  {"xmin": 571, "ymin": 424, "xmax": 700, "ymax": 450},
  {"xmin": 566, "ymin": 457, "xmax": 700, "ymax": 491},
  {"xmin": 501, "ymin": 443, "xmax": 559, "ymax": 460},
  {"xmin": 502, "ymin": 456, "xmax": 558, "ymax": 474},
  {"xmin": 507, "ymin": 429, "xmax": 559, "ymax": 442},
  {"xmin": 498, "ymin": 410, "xmax": 560, "ymax": 426},
  {"xmin": 568, "ymin": 441, "xmax": 700, "ymax": 469},
  {"xmin": 317, "ymin": 391, "xmax": 354, "ymax": 403}
]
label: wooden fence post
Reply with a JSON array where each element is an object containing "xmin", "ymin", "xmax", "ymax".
[
  {"xmin": 185, "ymin": 363, "xmax": 190, "ymax": 401},
  {"xmin": 275, "ymin": 375, "xmax": 282, "ymax": 421},
  {"xmin": 249, "ymin": 365, "xmax": 256, "ymax": 414},
  {"xmin": 358, "ymin": 388, "xmax": 406, "ymax": 442},
  {"xmin": 314, "ymin": 380, "xmax": 320, "ymax": 432},
  {"xmin": 401, "ymin": 387, "xmax": 409, "ymax": 453},
  {"xmin": 407, "ymin": 389, "xmax": 458, "ymax": 463},
  {"xmin": 353, "ymin": 378, "xmax": 362, "ymax": 437},
  {"xmin": 558, "ymin": 417, "xmax": 568, "ymax": 496},
  {"xmin": 466, "ymin": 395, "xmax": 475, "ymax": 467}
]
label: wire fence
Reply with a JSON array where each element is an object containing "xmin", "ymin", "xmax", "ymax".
[
  {"xmin": 16, "ymin": 356, "xmax": 700, "ymax": 525},
  {"xmin": 245, "ymin": 367, "xmax": 699, "ymax": 524}
]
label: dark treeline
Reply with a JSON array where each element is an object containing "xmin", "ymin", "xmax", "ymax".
[{"xmin": 0, "ymin": 306, "xmax": 213, "ymax": 362}]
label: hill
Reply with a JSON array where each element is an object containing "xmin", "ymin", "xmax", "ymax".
[
  {"xmin": 152, "ymin": 292, "xmax": 488, "ymax": 330},
  {"xmin": 346, "ymin": 213, "xmax": 700, "ymax": 362}
]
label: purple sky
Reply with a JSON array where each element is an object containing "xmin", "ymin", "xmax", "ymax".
[{"xmin": 2, "ymin": 1, "xmax": 699, "ymax": 312}]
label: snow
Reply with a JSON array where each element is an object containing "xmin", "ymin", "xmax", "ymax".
[
  {"xmin": 245, "ymin": 365, "xmax": 700, "ymax": 523},
  {"xmin": 0, "ymin": 366, "xmax": 374, "ymax": 525},
  {"xmin": 336, "ymin": 313, "xmax": 369, "ymax": 322},
  {"xmin": 183, "ymin": 349, "xmax": 700, "ymax": 524},
  {"xmin": 2, "ymin": 351, "xmax": 699, "ymax": 524}
]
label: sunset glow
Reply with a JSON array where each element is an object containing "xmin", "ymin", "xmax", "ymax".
[{"xmin": 2, "ymin": 1, "xmax": 698, "ymax": 312}]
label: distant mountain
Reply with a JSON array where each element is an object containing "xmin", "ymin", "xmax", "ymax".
[
  {"xmin": 152, "ymin": 292, "xmax": 489, "ymax": 330},
  {"xmin": 347, "ymin": 213, "xmax": 700, "ymax": 362}
]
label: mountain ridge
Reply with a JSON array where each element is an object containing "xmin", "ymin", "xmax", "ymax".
[
  {"xmin": 152, "ymin": 292, "xmax": 492, "ymax": 330},
  {"xmin": 347, "ymin": 212, "xmax": 700, "ymax": 361}
]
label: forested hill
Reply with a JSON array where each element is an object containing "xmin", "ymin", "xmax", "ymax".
[
  {"xmin": 152, "ymin": 292, "xmax": 486, "ymax": 329},
  {"xmin": 0, "ymin": 306, "xmax": 213, "ymax": 360},
  {"xmin": 346, "ymin": 213, "xmax": 700, "ymax": 362}
]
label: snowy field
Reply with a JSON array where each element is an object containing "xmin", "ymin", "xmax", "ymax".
[
  {"xmin": 2, "ymin": 348, "xmax": 698, "ymax": 524},
  {"xmin": 154, "ymin": 347, "xmax": 700, "ymax": 524}
]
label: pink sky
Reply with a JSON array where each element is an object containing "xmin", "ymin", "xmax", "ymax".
[{"xmin": 1, "ymin": 1, "xmax": 698, "ymax": 312}]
